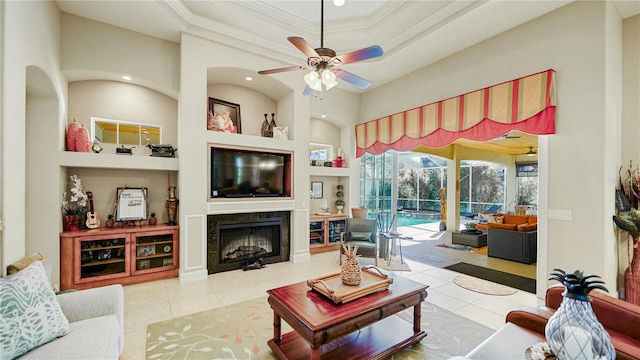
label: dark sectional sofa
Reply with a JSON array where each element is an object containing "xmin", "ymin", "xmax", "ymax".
[
  {"xmin": 487, "ymin": 227, "xmax": 537, "ymax": 264},
  {"xmin": 476, "ymin": 214, "xmax": 538, "ymax": 264}
]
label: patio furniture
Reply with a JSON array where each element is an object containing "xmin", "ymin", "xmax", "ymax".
[
  {"xmin": 340, "ymin": 218, "xmax": 378, "ymax": 266},
  {"xmin": 452, "ymin": 231, "xmax": 487, "ymax": 247},
  {"xmin": 487, "ymin": 227, "xmax": 537, "ymax": 264}
]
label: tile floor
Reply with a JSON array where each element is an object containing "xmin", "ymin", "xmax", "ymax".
[{"xmin": 121, "ymin": 224, "xmax": 540, "ymax": 360}]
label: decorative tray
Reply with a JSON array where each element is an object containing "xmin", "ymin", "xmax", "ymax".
[{"xmin": 307, "ymin": 265, "xmax": 393, "ymax": 304}]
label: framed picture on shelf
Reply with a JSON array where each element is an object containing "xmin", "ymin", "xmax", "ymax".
[
  {"xmin": 162, "ymin": 258, "xmax": 173, "ymax": 266},
  {"xmin": 311, "ymin": 181, "xmax": 323, "ymax": 199},
  {"xmin": 208, "ymin": 97, "xmax": 241, "ymax": 134},
  {"xmin": 137, "ymin": 245, "xmax": 155, "ymax": 257},
  {"xmin": 116, "ymin": 187, "xmax": 148, "ymax": 222}
]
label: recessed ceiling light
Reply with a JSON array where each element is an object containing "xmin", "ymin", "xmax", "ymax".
[
  {"xmin": 245, "ymin": 76, "xmax": 253, "ymax": 81},
  {"xmin": 334, "ymin": 0, "xmax": 345, "ymax": 7},
  {"xmin": 321, "ymin": 115, "xmax": 327, "ymax": 118},
  {"xmin": 122, "ymin": 75, "xmax": 132, "ymax": 81}
]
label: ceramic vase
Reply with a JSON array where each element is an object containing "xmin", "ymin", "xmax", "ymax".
[
  {"xmin": 66, "ymin": 118, "xmax": 80, "ymax": 151},
  {"xmin": 545, "ymin": 295, "xmax": 615, "ymax": 360},
  {"xmin": 261, "ymin": 113, "xmax": 270, "ymax": 137},
  {"xmin": 63, "ymin": 214, "xmax": 81, "ymax": 232},
  {"xmin": 624, "ymin": 241, "xmax": 640, "ymax": 306},
  {"xmin": 75, "ymin": 124, "xmax": 91, "ymax": 152},
  {"xmin": 269, "ymin": 113, "xmax": 276, "ymax": 137},
  {"xmin": 166, "ymin": 186, "xmax": 178, "ymax": 225}
]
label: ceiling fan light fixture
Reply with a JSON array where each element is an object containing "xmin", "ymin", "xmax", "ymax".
[{"xmin": 526, "ymin": 147, "xmax": 537, "ymax": 156}]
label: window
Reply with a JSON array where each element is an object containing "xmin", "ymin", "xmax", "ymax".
[
  {"xmin": 359, "ymin": 151, "xmax": 395, "ymax": 211},
  {"xmin": 460, "ymin": 161, "xmax": 506, "ymax": 213},
  {"xmin": 91, "ymin": 117, "xmax": 161, "ymax": 146},
  {"xmin": 516, "ymin": 162, "xmax": 538, "ymax": 207}
]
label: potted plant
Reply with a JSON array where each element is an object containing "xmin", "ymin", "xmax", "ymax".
[
  {"xmin": 335, "ymin": 184, "xmax": 345, "ymax": 215},
  {"xmin": 613, "ymin": 161, "xmax": 640, "ymax": 305}
]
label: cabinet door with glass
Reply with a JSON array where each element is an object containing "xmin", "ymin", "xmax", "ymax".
[
  {"xmin": 309, "ymin": 220, "xmax": 325, "ymax": 248},
  {"xmin": 132, "ymin": 229, "xmax": 178, "ymax": 274},
  {"xmin": 328, "ymin": 219, "xmax": 346, "ymax": 244},
  {"xmin": 75, "ymin": 233, "xmax": 129, "ymax": 284}
]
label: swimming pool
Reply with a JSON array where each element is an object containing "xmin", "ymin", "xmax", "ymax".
[{"xmin": 368, "ymin": 211, "xmax": 441, "ymax": 227}]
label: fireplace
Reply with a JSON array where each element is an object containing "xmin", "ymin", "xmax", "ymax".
[{"xmin": 207, "ymin": 212, "xmax": 290, "ymax": 273}]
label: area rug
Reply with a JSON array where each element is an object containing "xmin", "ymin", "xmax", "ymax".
[
  {"xmin": 453, "ymin": 274, "xmax": 517, "ymax": 296},
  {"xmin": 437, "ymin": 243, "xmax": 487, "ymax": 256},
  {"xmin": 444, "ymin": 262, "xmax": 536, "ymax": 294},
  {"xmin": 146, "ymin": 296, "xmax": 493, "ymax": 360}
]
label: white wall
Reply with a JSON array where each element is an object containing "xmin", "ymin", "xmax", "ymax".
[
  {"xmin": 61, "ymin": 13, "xmax": 179, "ymax": 99},
  {"xmin": 622, "ymin": 15, "xmax": 640, "ymax": 165},
  {"xmin": 1, "ymin": 1, "xmax": 66, "ymax": 276},
  {"xmin": 361, "ymin": 1, "xmax": 626, "ymax": 295}
]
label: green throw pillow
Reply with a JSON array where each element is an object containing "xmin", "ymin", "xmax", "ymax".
[
  {"xmin": 0, "ymin": 261, "xmax": 70, "ymax": 360},
  {"xmin": 350, "ymin": 231, "xmax": 372, "ymax": 242}
]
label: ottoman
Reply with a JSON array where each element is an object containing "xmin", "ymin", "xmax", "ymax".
[{"xmin": 451, "ymin": 231, "xmax": 487, "ymax": 247}]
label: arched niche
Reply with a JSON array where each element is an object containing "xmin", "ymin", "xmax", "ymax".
[{"xmin": 25, "ymin": 65, "xmax": 61, "ymax": 278}]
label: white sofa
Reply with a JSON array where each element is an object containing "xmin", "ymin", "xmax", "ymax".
[
  {"xmin": 1, "ymin": 258, "xmax": 124, "ymax": 360},
  {"xmin": 19, "ymin": 284, "xmax": 125, "ymax": 359}
]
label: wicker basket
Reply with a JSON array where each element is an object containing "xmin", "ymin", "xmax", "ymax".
[{"xmin": 351, "ymin": 207, "xmax": 368, "ymax": 219}]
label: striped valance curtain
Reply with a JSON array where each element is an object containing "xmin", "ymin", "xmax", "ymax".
[{"xmin": 355, "ymin": 69, "xmax": 556, "ymax": 157}]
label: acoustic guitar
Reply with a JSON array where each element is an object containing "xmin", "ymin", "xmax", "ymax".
[{"xmin": 85, "ymin": 191, "xmax": 100, "ymax": 229}]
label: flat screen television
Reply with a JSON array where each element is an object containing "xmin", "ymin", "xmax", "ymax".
[{"xmin": 210, "ymin": 147, "xmax": 290, "ymax": 198}]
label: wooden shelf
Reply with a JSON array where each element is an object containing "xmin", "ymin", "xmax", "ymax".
[
  {"xmin": 309, "ymin": 214, "xmax": 346, "ymax": 254},
  {"xmin": 60, "ymin": 224, "xmax": 179, "ymax": 290}
]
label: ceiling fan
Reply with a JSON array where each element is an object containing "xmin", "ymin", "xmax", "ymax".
[
  {"xmin": 258, "ymin": 0, "xmax": 383, "ymax": 95},
  {"xmin": 524, "ymin": 147, "xmax": 537, "ymax": 156}
]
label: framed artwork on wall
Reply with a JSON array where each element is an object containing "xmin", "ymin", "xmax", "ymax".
[
  {"xmin": 311, "ymin": 181, "xmax": 323, "ymax": 199},
  {"xmin": 208, "ymin": 97, "xmax": 241, "ymax": 134}
]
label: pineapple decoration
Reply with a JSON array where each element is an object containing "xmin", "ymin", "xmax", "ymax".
[
  {"xmin": 105, "ymin": 214, "xmax": 116, "ymax": 228},
  {"xmin": 545, "ymin": 269, "xmax": 615, "ymax": 360},
  {"xmin": 341, "ymin": 244, "xmax": 362, "ymax": 286}
]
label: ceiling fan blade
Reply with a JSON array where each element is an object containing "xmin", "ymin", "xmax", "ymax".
[
  {"xmin": 335, "ymin": 45, "xmax": 383, "ymax": 64},
  {"xmin": 288, "ymin": 37, "xmax": 319, "ymax": 58},
  {"xmin": 335, "ymin": 69, "xmax": 372, "ymax": 90},
  {"xmin": 303, "ymin": 86, "xmax": 315, "ymax": 96},
  {"xmin": 258, "ymin": 65, "xmax": 306, "ymax": 75}
]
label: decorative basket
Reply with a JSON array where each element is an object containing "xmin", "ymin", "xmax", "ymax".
[{"xmin": 351, "ymin": 207, "xmax": 368, "ymax": 219}]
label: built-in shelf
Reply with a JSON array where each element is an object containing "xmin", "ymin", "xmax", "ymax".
[
  {"xmin": 59, "ymin": 151, "xmax": 179, "ymax": 171},
  {"xmin": 309, "ymin": 166, "xmax": 350, "ymax": 177}
]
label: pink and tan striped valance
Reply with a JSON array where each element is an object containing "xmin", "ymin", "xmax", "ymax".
[{"xmin": 355, "ymin": 69, "xmax": 556, "ymax": 157}]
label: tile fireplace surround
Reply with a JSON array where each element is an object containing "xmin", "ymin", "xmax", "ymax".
[{"xmin": 207, "ymin": 211, "xmax": 291, "ymax": 274}]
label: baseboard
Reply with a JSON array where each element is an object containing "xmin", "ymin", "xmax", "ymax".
[{"xmin": 178, "ymin": 269, "xmax": 208, "ymax": 283}]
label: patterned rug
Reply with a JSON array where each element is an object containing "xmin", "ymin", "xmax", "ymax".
[
  {"xmin": 437, "ymin": 243, "xmax": 488, "ymax": 255},
  {"xmin": 146, "ymin": 296, "xmax": 493, "ymax": 360}
]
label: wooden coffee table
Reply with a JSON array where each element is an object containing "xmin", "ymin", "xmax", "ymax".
[{"xmin": 267, "ymin": 274, "xmax": 428, "ymax": 360}]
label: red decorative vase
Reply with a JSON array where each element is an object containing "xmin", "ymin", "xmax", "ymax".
[
  {"xmin": 625, "ymin": 242, "xmax": 640, "ymax": 306},
  {"xmin": 66, "ymin": 118, "xmax": 80, "ymax": 151},
  {"xmin": 64, "ymin": 215, "xmax": 81, "ymax": 232},
  {"xmin": 75, "ymin": 124, "xmax": 91, "ymax": 152}
]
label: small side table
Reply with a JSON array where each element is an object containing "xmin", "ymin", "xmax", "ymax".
[
  {"xmin": 452, "ymin": 231, "xmax": 487, "ymax": 247},
  {"xmin": 380, "ymin": 232, "xmax": 413, "ymax": 266}
]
